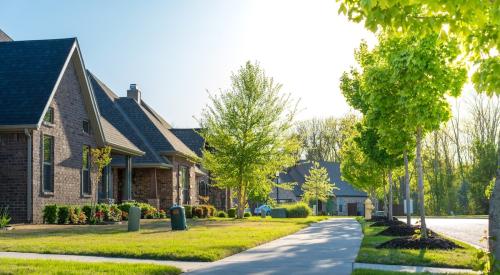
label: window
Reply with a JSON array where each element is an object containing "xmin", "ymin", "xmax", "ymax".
[
  {"xmin": 338, "ymin": 204, "xmax": 343, "ymax": 213},
  {"xmin": 82, "ymin": 120, "xmax": 90, "ymax": 134},
  {"xmin": 42, "ymin": 135, "xmax": 54, "ymax": 193},
  {"xmin": 198, "ymin": 180, "xmax": 209, "ymax": 197},
  {"xmin": 43, "ymin": 107, "xmax": 54, "ymax": 123},
  {"xmin": 82, "ymin": 145, "xmax": 91, "ymax": 195},
  {"xmin": 180, "ymin": 167, "xmax": 190, "ymax": 204}
]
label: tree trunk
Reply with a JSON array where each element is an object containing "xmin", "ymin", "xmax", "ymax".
[
  {"xmin": 489, "ymin": 142, "xmax": 500, "ymax": 272},
  {"xmin": 237, "ymin": 186, "xmax": 245, "ymax": 219},
  {"xmin": 416, "ymin": 127, "xmax": 428, "ymax": 238},
  {"xmin": 388, "ymin": 168, "xmax": 394, "ymax": 221},
  {"xmin": 404, "ymin": 150, "xmax": 411, "ymax": 226}
]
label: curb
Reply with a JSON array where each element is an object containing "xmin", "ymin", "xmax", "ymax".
[{"xmin": 353, "ymin": 262, "xmax": 479, "ymax": 274}]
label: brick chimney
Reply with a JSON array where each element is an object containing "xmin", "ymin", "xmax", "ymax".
[
  {"xmin": 0, "ymin": 29, "xmax": 13, "ymax": 42},
  {"xmin": 127, "ymin": 84, "xmax": 141, "ymax": 104}
]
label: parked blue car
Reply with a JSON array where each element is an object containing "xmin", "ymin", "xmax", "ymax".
[{"xmin": 254, "ymin": 204, "xmax": 272, "ymax": 215}]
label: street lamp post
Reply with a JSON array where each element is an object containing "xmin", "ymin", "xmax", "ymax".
[{"xmin": 276, "ymin": 171, "xmax": 280, "ymax": 204}]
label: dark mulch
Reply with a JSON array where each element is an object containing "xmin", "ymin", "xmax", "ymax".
[
  {"xmin": 377, "ymin": 235, "xmax": 462, "ymax": 250},
  {"xmin": 367, "ymin": 216, "xmax": 395, "ymax": 222},
  {"xmin": 370, "ymin": 219, "xmax": 405, "ymax": 227},
  {"xmin": 377, "ymin": 225, "xmax": 431, "ymax": 236}
]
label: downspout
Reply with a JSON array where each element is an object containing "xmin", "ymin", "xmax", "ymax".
[{"xmin": 24, "ymin": 129, "xmax": 32, "ymax": 223}]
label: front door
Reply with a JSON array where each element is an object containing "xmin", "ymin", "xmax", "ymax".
[{"xmin": 347, "ymin": 203, "xmax": 357, "ymax": 216}]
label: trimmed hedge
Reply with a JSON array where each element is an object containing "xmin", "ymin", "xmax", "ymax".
[
  {"xmin": 217, "ymin": 211, "xmax": 228, "ymax": 218},
  {"xmin": 184, "ymin": 205, "xmax": 193, "ymax": 218},
  {"xmin": 243, "ymin": 212, "xmax": 251, "ymax": 217},
  {"xmin": 57, "ymin": 206, "xmax": 70, "ymax": 224},
  {"xmin": 282, "ymin": 202, "xmax": 312, "ymax": 218},
  {"xmin": 227, "ymin": 208, "xmax": 237, "ymax": 218},
  {"xmin": 43, "ymin": 204, "xmax": 58, "ymax": 224}
]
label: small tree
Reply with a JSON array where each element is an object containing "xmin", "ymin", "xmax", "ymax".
[
  {"xmin": 90, "ymin": 146, "xmax": 112, "ymax": 201},
  {"xmin": 199, "ymin": 61, "xmax": 300, "ymax": 218},
  {"xmin": 301, "ymin": 162, "xmax": 337, "ymax": 215}
]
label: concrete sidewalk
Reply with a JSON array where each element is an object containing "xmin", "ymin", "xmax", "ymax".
[{"xmin": 188, "ymin": 218, "xmax": 363, "ymax": 275}]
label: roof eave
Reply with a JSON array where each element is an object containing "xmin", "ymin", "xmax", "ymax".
[{"xmin": 106, "ymin": 141, "xmax": 145, "ymax": 157}]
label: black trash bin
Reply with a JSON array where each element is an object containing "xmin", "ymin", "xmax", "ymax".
[{"xmin": 169, "ymin": 205, "xmax": 187, "ymax": 230}]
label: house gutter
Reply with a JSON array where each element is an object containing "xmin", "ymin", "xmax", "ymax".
[{"xmin": 24, "ymin": 129, "xmax": 33, "ymax": 223}]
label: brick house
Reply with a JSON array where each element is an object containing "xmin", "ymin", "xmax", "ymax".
[
  {"xmin": 0, "ymin": 30, "xmax": 208, "ymax": 222},
  {"xmin": 170, "ymin": 128, "xmax": 232, "ymax": 210},
  {"xmin": 270, "ymin": 161, "xmax": 368, "ymax": 216},
  {"xmin": 0, "ymin": 36, "xmax": 144, "ymax": 223},
  {"xmin": 88, "ymin": 73, "xmax": 204, "ymax": 211}
]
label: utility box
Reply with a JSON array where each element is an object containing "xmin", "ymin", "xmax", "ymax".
[
  {"xmin": 270, "ymin": 208, "xmax": 287, "ymax": 218},
  {"xmin": 170, "ymin": 206, "xmax": 187, "ymax": 230},
  {"xmin": 128, "ymin": 206, "xmax": 141, "ymax": 232}
]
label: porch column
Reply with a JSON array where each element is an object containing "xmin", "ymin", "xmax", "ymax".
[
  {"xmin": 102, "ymin": 165, "xmax": 110, "ymax": 200},
  {"xmin": 123, "ymin": 156, "xmax": 132, "ymax": 201}
]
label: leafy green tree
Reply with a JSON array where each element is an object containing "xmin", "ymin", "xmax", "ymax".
[
  {"xmin": 302, "ymin": 162, "xmax": 338, "ymax": 214},
  {"xmin": 341, "ymin": 40, "xmax": 413, "ymax": 224},
  {"xmin": 199, "ymin": 61, "xmax": 300, "ymax": 218},
  {"xmin": 340, "ymin": 130, "xmax": 386, "ymax": 203},
  {"xmin": 337, "ymin": 0, "xmax": 499, "ymax": 96}
]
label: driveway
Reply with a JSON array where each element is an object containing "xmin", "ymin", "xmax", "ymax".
[
  {"xmin": 188, "ymin": 218, "xmax": 363, "ymax": 275},
  {"xmin": 408, "ymin": 218, "xmax": 488, "ymax": 249}
]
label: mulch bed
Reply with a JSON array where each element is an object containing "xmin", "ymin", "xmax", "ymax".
[
  {"xmin": 377, "ymin": 225, "xmax": 419, "ymax": 236},
  {"xmin": 377, "ymin": 235, "xmax": 462, "ymax": 250},
  {"xmin": 370, "ymin": 219, "xmax": 405, "ymax": 227}
]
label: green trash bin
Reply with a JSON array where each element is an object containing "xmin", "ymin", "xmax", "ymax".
[
  {"xmin": 128, "ymin": 206, "xmax": 141, "ymax": 232},
  {"xmin": 169, "ymin": 205, "xmax": 187, "ymax": 230}
]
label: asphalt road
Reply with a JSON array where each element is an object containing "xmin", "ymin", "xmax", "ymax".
[{"xmin": 408, "ymin": 218, "xmax": 489, "ymax": 249}]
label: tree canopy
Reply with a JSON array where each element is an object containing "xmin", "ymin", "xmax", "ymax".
[
  {"xmin": 199, "ymin": 61, "xmax": 300, "ymax": 218},
  {"xmin": 337, "ymin": 0, "xmax": 499, "ymax": 96}
]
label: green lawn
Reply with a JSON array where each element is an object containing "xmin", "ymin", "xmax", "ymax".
[
  {"xmin": 356, "ymin": 219, "xmax": 479, "ymax": 269},
  {"xmin": 353, "ymin": 269, "xmax": 475, "ymax": 275},
  {"xmin": 0, "ymin": 258, "xmax": 181, "ymax": 275},
  {"xmin": 0, "ymin": 216, "xmax": 327, "ymax": 262}
]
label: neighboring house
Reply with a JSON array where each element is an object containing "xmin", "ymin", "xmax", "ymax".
[
  {"xmin": 270, "ymin": 161, "xmax": 368, "ymax": 216},
  {"xmin": 88, "ymin": 73, "xmax": 203, "ymax": 211},
  {"xmin": 170, "ymin": 128, "xmax": 231, "ymax": 210},
  {"xmin": 0, "ymin": 36, "xmax": 143, "ymax": 223}
]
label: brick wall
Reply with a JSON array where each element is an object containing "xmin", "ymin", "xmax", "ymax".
[
  {"xmin": 31, "ymin": 60, "xmax": 98, "ymax": 223},
  {"xmin": 0, "ymin": 133, "xmax": 28, "ymax": 223}
]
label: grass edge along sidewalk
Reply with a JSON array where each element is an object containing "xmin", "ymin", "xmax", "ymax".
[
  {"xmin": 0, "ymin": 216, "xmax": 328, "ymax": 262},
  {"xmin": 355, "ymin": 217, "xmax": 480, "ymax": 269},
  {"xmin": 353, "ymin": 268, "xmax": 476, "ymax": 275},
  {"xmin": 0, "ymin": 257, "xmax": 181, "ymax": 275}
]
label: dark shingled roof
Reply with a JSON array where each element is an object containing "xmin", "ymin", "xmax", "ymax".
[
  {"xmin": 88, "ymin": 72, "xmax": 169, "ymax": 167},
  {"xmin": 170, "ymin": 128, "xmax": 204, "ymax": 157},
  {"xmin": 280, "ymin": 161, "xmax": 367, "ymax": 198},
  {"xmin": 0, "ymin": 38, "xmax": 75, "ymax": 126}
]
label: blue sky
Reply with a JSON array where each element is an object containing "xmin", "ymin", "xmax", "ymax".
[{"xmin": 0, "ymin": 0, "xmax": 376, "ymax": 127}]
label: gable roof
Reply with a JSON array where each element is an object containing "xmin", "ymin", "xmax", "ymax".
[
  {"xmin": 88, "ymin": 72, "xmax": 170, "ymax": 167},
  {"xmin": 170, "ymin": 128, "xmax": 204, "ymax": 157},
  {"xmin": 0, "ymin": 38, "xmax": 75, "ymax": 127},
  {"xmin": 100, "ymin": 116, "xmax": 143, "ymax": 156},
  {"xmin": 280, "ymin": 161, "xmax": 367, "ymax": 198}
]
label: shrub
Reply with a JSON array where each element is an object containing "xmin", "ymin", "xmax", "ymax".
[
  {"xmin": 145, "ymin": 208, "xmax": 157, "ymax": 219},
  {"xmin": 96, "ymin": 204, "xmax": 110, "ymax": 221},
  {"xmin": 57, "ymin": 206, "xmax": 70, "ymax": 224},
  {"xmin": 207, "ymin": 205, "xmax": 216, "ymax": 217},
  {"xmin": 283, "ymin": 202, "xmax": 312, "ymax": 218},
  {"xmin": 193, "ymin": 206, "xmax": 203, "ymax": 218},
  {"xmin": 43, "ymin": 204, "xmax": 58, "ymax": 224},
  {"xmin": 200, "ymin": 205, "xmax": 209, "ymax": 218},
  {"xmin": 0, "ymin": 207, "xmax": 11, "ymax": 228},
  {"xmin": 69, "ymin": 206, "xmax": 82, "ymax": 224},
  {"xmin": 107, "ymin": 204, "xmax": 122, "ymax": 222},
  {"xmin": 81, "ymin": 205, "xmax": 93, "ymax": 221},
  {"xmin": 157, "ymin": 209, "xmax": 167, "ymax": 219},
  {"xmin": 217, "ymin": 211, "xmax": 228, "ymax": 218},
  {"xmin": 117, "ymin": 202, "xmax": 135, "ymax": 215},
  {"xmin": 244, "ymin": 212, "xmax": 251, "ymax": 218},
  {"xmin": 184, "ymin": 205, "xmax": 193, "ymax": 218},
  {"xmin": 228, "ymin": 208, "xmax": 237, "ymax": 218}
]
